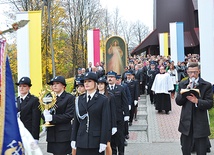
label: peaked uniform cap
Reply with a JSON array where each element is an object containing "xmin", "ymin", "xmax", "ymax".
[
  {"xmin": 83, "ymin": 72, "xmax": 98, "ymax": 82},
  {"xmin": 97, "ymin": 77, "xmax": 107, "ymax": 84},
  {"xmin": 107, "ymin": 71, "xmax": 117, "ymax": 77},
  {"xmin": 16, "ymin": 77, "xmax": 32, "ymax": 87},
  {"xmin": 50, "ymin": 76, "xmax": 67, "ymax": 86},
  {"xmin": 47, "ymin": 78, "xmax": 54, "ymax": 85}
]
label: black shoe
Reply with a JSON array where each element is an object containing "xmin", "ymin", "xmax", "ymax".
[
  {"xmin": 125, "ymin": 134, "xmax": 129, "ymax": 139},
  {"xmin": 165, "ymin": 111, "xmax": 169, "ymax": 114},
  {"xmin": 129, "ymin": 122, "xmax": 132, "ymax": 126},
  {"xmin": 158, "ymin": 110, "xmax": 162, "ymax": 113},
  {"xmin": 124, "ymin": 140, "xmax": 128, "ymax": 146}
]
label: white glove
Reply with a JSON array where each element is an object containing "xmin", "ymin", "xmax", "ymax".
[
  {"xmin": 145, "ymin": 85, "xmax": 148, "ymax": 89},
  {"xmin": 43, "ymin": 109, "xmax": 50, "ymax": 115},
  {"xmin": 71, "ymin": 141, "xmax": 76, "ymax": 149},
  {"xmin": 42, "ymin": 126, "xmax": 46, "ymax": 132},
  {"xmin": 134, "ymin": 100, "xmax": 138, "ymax": 106},
  {"xmin": 99, "ymin": 143, "xmax": 107, "ymax": 153},
  {"xmin": 44, "ymin": 114, "xmax": 52, "ymax": 122},
  {"xmin": 124, "ymin": 116, "xmax": 129, "ymax": 121},
  {"xmin": 34, "ymin": 139, "xmax": 39, "ymax": 144},
  {"xmin": 39, "ymin": 126, "xmax": 46, "ymax": 138},
  {"xmin": 112, "ymin": 127, "xmax": 117, "ymax": 135},
  {"xmin": 129, "ymin": 105, "xmax": 131, "ymax": 110},
  {"xmin": 43, "ymin": 109, "xmax": 52, "ymax": 122}
]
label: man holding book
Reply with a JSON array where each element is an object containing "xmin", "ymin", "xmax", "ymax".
[{"xmin": 175, "ymin": 62, "xmax": 213, "ymax": 155}]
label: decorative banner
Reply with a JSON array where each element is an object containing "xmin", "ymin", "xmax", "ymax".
[
  {"xmin": 87, "ymin": 29, "xmax": 100, "ymax": 66},
  {"xmin": 159, "ymin": 33, "xmax": 169, "ymax": 57},
  {"xmin": 169, "ymin": 22, "xmax": 185, "ymax": 65},
  {"xmin": 16, "ymin": 11, "xmax": 42, "ymax": 96},
  {"xmin": 198, "ymin": 0, "xmax": 214, "ymax": 84},
  {"xmin": 105, "ymin": 36, "xmax": 127, "ymax": 75},
  {"xmin": 0, "ymin": 39, "xmax": 24, "ymax": 155}
]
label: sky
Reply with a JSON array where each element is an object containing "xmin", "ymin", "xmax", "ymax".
[
  {"xmin": 0, "ymin": 3, "xmax": 11, "ymax": 30},
  {"xmin": 0, "ymin": 0, "xmax": 154, "ymax": 33},
  {"xmin": 100, "ymin": 0, "xmax": 154, "ymax": 30}
]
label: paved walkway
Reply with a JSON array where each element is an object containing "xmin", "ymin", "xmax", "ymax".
[
  {"xmin": 38, "ymin": 95, "xmax": 214, "ymax": 155},
  {"xmin": 125, "ymin": 95, "xmax": 214, "ymax": 155}
]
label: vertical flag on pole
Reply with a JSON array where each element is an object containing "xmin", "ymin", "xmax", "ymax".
[
  {"xmin": 0, "ymin": 39, "xmax": 24, "ymax": 154},
  {"xmin": 198, "ymin": 0, "xmax": 214, "ymax": 84},
  {"xmin": 16, "ymin": 11, "xmax": 42, "ymax": 96},
  {"xmin": 159, "ymin": 33, "xmax": 169, "ymax": 57},
  {"xmin": 169, "ymin": 22, "xmax": 185, "ymax": 65},
  {"xmin": 87, "ymin": 29, "xmax": 100, "ymax": 66}
]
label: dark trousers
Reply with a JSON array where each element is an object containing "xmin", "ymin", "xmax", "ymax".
[
  {"xmin": 149, "ymin": 91, "xmax": 155, "ymax": 104},
  {"xmin": 180, "ymin": 133, "xmax": 208, "ymax": 155},
  {"xmin": 111, "ymin": 120, "xmax": 125, "ymax": 155},
  {"xmin": 124, "ymin": 121, "xmax": 129, "ymax": 136},
  {"xmin": 141, "ymin": 80, "xmax": 146, "ymax": 94},
  {"xmin": 129, "ymin": 105, "xmax": 135, "ymax": 123}
]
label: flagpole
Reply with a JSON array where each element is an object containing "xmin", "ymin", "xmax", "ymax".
[{"xmin": 48, "ymin": 0, "xmax": 56, "ymax": 78}]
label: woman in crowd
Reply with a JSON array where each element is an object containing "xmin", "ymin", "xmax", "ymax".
[
  {"xmin": 167, "ymin": 63, "xmax": 178, "ymax": 99},
  {"xmin": 97, "ymin": 76, "xmax": 117, "ymax": 155},
  {"xmin": 71, "ymin": 72, "xmax": 109, "ymax": 155},
  {"xmin": 43, "ymin": 76, "xmax": 75, "ymax": 155}
]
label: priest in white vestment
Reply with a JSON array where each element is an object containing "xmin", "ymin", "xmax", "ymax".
[{"xmin": 151, "ymin": 65, "xmax": 174, "ymax": 114}]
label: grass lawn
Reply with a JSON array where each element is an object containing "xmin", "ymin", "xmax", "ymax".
[{"xmin": 209, "ymin": 107, "xmax": 214, "ymax": 139}]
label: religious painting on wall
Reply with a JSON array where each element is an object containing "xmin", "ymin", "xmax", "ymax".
[{"xmin": 105, "ymin": 36, "xmax": 127, "ymax": 75}]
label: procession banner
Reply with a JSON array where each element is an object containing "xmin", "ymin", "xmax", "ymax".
[
  {"xmin": 0, "ymin": 39, "xmax": 24, "ymax": 155},
  {"xmin": 16, "ymin": 11, "xmax": 42, "ymax": 96},
  {"xmin": 159, "ymin": 33, "xmax": 168, "ymax": 57},
  {"xmin": 87, "ymin": 29, "xmax": 100, "ymax": 66},
  {"xmin": 105, "ymin": 36, "xmax": 127, "ymax": 75},
  {"xmin": 169, "ymin": 22, "xmax": 185, "ymax": 65}
]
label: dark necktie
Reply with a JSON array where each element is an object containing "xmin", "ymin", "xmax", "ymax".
[
  {"xmin": 88, "ymin": 95, "xmax": 91, "ymax": 103},
  {"xmin": 111, "ymin": 86, "xmax": 114, "ymax": 90},
  {"xmin": 19, "ymin": 98, "xmax": 24, "ymax": 111}
]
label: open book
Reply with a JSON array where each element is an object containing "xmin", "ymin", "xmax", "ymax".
[{"xmin": 180, "ymin": 88, "xmax": 200, "ymax": 98}]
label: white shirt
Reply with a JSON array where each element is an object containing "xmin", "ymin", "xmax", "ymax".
[
  {"xmin": 109, "ymin": 84, "xmax": 116, "ymax": 90},
  {"xmin": 20, "ymin": 93, "xmax": 29, "ymax": 101},
  {"xmin": 87, "ymin": 91, "xmax": 96, "ymax": 102},
  {"xmin": 167, "ymin": 69, "xmax": 178, "ymax": 84}
]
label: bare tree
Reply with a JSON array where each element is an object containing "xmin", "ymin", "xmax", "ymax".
[
  {"xmin": 133, "ymin": 20, "xmax": 150, "ymax": 45},
  {"xmin": 112, "ymin": 7, "xmax": 122, "ymax": 35}
]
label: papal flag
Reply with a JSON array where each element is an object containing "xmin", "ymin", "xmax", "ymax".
[{"xmin": 0, "ymin": 39, "xmax": 24, "ymax": 154}]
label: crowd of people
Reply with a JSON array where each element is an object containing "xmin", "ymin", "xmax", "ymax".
[{"xmin": 16, "ymin": 53, "xmax": 213, "ymax": 155}]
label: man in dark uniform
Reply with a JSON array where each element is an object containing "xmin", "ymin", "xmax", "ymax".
[
  {"xmin": 74, "ymin": 68, "xmax": 84, "ymax": 90},
  {"xmin": 107, "ymin": 71, "xmax": 129, "ymax": 155},
  {"xmin": 86, "ymin": 62, "xmax": 93, "ymax": 73},
  {"xmin": 115, "ymin": 75, "xmax": 132, "ymax": 144},
  {"xmin": 124, "ymin": 70, "xmax": 139, "ymax": 126},
  {"xmin": 16, "ymin": 77, "xmax": 41, "ymax": 143},
  {"xmin": 146, "ymin": 61, "xmax": 159, "ymax": 104},
  {"xmin": 134, "ymin": 64, "xmax": 143, "ymax": 95}
]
